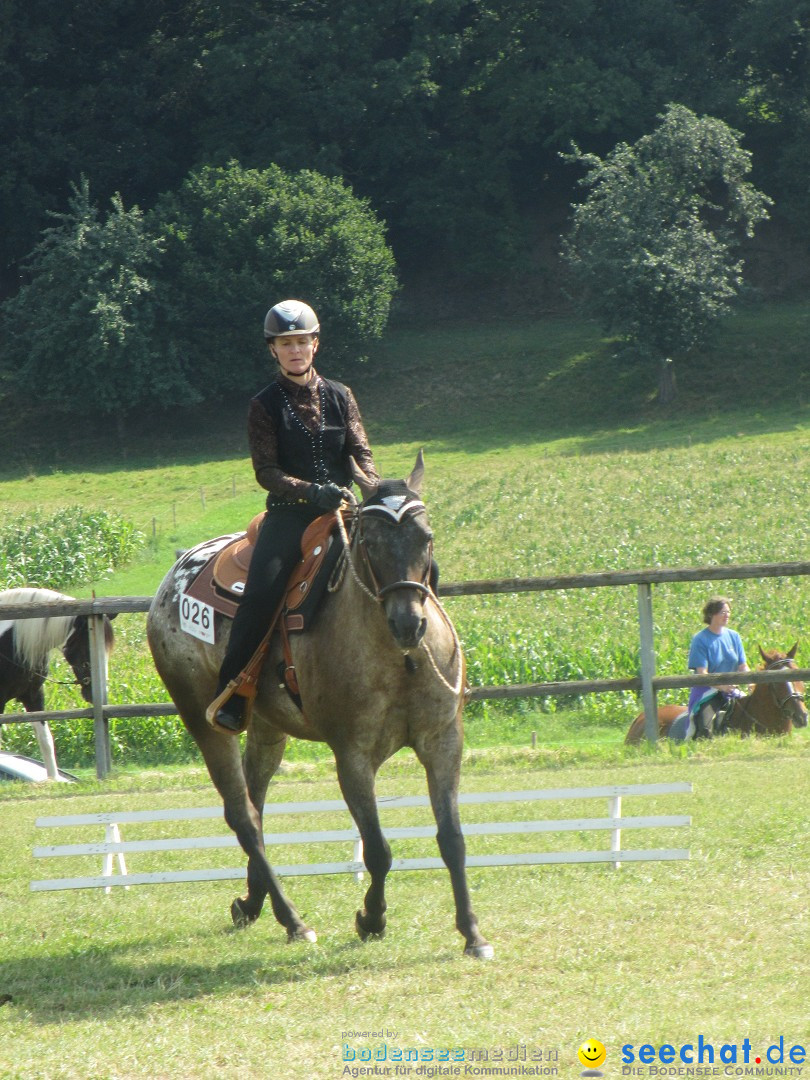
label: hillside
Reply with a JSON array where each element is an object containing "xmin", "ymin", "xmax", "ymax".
[{"xmin": 2, "ymin": 299, "xmax": 809, "ymax": 478}]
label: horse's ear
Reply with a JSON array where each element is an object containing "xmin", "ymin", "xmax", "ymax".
[
  {"xmin": 788, "ymin": 641, "xmax": 798, "ymax": 659},
  {"xmin": 759, "ymin": 645, "xmax": 769, "ymax": 664},
  {"xmin": 407, "ymin": 448, "xmax": 425, "ymax": 496},
  {"xmin": 349, "ymin": 456, "xmax": 378, "ymax": 501}
]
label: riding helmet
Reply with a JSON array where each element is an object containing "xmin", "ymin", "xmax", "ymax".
[{"xmin": 263, "ymin": 300, "xmax": 320, "ymax": 341}]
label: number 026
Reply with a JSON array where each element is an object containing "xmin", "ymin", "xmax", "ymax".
[{"xmin": 179, "ymin": 594, "xmax": 216, "ymax": 643}]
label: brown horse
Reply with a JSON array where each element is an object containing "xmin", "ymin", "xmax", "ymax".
[
  {"xmin": 625, "ymin": 644, "xmax": 807, "ymax": 744},
  {"xmin": 146, "ymin": 452, "xmax": 493, "ymax": 958}
]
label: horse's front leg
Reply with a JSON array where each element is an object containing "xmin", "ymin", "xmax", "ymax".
[
  {"xmin": 33, "ymin": 720, "xmax": 58, "ymax": 780},
  {"xmin": 414, "ymin": 727, "xmax": 494, "ymax": 960},
  {"xmin": 334, "ymin": 753, "xmax": 392, "ymax": 940}
]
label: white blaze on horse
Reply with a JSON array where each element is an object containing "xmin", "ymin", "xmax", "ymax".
[
  {"xmin": 625, "ymin": 644, "xmax": 807, "ymax": 744},
  {"xmin": 0, "ymin": 588, "xmax": 116, "ymax": 778},
  {"xmin": 147, "ymin": 451, "xmax": 493, "ymax": 958}
]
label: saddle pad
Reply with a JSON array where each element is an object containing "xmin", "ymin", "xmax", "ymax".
[{"xmin": 183, "ymin": 548, "xmax": 240, "ymax": 620}]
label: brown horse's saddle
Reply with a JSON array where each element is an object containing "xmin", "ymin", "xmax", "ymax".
[{"xmin": 184, "ymin": 510, "xmax": 343, "ymax": 623}]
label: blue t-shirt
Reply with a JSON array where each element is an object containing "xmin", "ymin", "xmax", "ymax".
[{"xmin": 688, "ymin": 627, "xmax": 746, "ymax": 673}]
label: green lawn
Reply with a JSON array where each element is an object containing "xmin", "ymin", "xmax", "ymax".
[{"xmin": 1, "ymin": 746, "xmax": 808, "ymax": 1079}]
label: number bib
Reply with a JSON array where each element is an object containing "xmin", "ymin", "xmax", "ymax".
[{"xmin": 179, "ymin": 593, "xmax": 216, "ymax": 644}]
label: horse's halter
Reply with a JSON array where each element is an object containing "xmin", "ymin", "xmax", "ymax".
[{"xmin": 763, "ymin": 657, "xmax": 806, "ymax": 718}]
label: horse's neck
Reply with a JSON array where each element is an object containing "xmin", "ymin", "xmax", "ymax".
[{"xmin": 728, "ymin": 685, "xmax": 777, "ymax": 735}]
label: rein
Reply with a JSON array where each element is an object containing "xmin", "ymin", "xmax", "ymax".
[{"xmin": 333, "ymin": 497, "xmax": 463, "ymax": 696}]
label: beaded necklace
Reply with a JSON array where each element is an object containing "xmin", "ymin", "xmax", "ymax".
[{"xmin": 277, "ymin": 376, "xmax": 328, "ymax": 483}]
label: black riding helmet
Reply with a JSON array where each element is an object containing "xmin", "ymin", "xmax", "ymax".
[{"xmin": 263, "ymin": 300, "xmax": 320, "ymax": 341}]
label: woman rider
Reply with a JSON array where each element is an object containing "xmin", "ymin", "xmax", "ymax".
[
  {"xmin": 687, "ymin": 595, "xmax": 749, "ymax": 738},
  {"xmin": 209, "ymin": 299, "xmax": 379, "ymax": 733}
]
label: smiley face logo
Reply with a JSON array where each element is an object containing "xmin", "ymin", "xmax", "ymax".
[{"xmin": 578, "ymin": 1039, "xmax": 607, "ymax": 1073}]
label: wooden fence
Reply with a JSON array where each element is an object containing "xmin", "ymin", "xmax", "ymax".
[{"xmin": 2, "ymin": 559, "xmax": 809, "ymax": 778}]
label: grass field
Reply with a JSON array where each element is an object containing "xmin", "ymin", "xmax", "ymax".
[{"xmin": 1, "ymin": 745, "xmax": 808, "ymax": 1079}]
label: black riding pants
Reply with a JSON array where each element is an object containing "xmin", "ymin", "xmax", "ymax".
[{"xmin": 216, "ymin": 503, "xmax": 323, "ymax": 690}]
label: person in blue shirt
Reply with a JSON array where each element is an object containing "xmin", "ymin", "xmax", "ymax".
[{"xmin": 687, "ymin": 596, "xmax": 749, "ymax": 738}]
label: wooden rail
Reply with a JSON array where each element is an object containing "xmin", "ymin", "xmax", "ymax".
[{"xmin": 2, "ymin": 558, "xmax": 809, "ymax": 777}]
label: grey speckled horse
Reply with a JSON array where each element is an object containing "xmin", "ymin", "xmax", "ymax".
[{"xmin": 146, "ymin": 452, "xmax": 492, "ymax": 959}]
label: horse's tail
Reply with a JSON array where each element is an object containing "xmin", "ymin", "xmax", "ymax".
[{"xmin": 0, "ymin": 588, "xmax": 75, "ymax": 672}]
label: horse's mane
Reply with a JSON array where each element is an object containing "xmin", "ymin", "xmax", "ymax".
[{"xmin": 0, "ymin": 588, "xmax": 76, "ymax": 670}]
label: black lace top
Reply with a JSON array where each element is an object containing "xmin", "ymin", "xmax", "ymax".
[{"xmin": 247, "ymin": 370, "xmax": 379, "ymax": 501}]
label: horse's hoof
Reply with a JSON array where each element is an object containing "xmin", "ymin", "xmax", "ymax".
[
  {"xmin": 355, "ymin": 910, "xmax": 385, "ymax": 942},
  {"xmin": 287, "ymin": 926, "xmax": 318, "ymax": 944},
  {"xmin": 464, "ymin": 942, "xmax": 495, "ymax": 960},
  {"xmin": 230, "ymin": 897, "xmax": 258, "ymax": 928}
]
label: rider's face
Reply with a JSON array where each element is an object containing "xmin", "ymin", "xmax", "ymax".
[{"xmin": 269, "ymin": 334, "xmax": 319, "ymax": 381}]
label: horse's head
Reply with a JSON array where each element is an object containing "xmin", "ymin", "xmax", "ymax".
[
  {"xmin": 756, "ymin": 643, "xmax": 807, "ymax": 730},
  {"xmin": 350, "ymin": 450, "xmax": 434, "ymax": 651},
  {"xmin": 62, "ymin": 614, "xmax": 116, "ymax": 703}
]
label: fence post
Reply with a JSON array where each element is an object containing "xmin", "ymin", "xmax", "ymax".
[
  {"xmin": 637, "ymin": 582, "xmax": 658, "ymax": 743},
  {"xmin": 88, "ymin": 614, "xmax": 112, "ymax": 779},
  {"xmin": 608, "ymin": 794, "xmax": 622, "ymax": 870}
]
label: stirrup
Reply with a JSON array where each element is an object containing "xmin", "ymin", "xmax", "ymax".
[{"xmin": 206, "ymin": 681, "xmax": 253, "ymax": 733}]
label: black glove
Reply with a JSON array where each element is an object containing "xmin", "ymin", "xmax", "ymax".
[{"xmin": 307, "ymin": 482, "xmax": 347, "ymax": 510}]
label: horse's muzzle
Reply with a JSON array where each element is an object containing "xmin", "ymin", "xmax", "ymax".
[{"xmin": 388, "ymin": 611, "xmax": 427, "ymax": 651}]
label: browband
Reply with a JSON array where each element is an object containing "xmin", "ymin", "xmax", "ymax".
[{"xmin": 361, "ymin": 493, "xmax": 426, "ymax": 523}]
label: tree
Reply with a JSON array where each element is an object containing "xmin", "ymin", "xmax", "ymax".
[
  {"xmin": 149, "ymin": 161, "xmax": 398, "ymax": 391},
  {"xmin": 560, "ymin": 104, "xmax": 773, "ymax": 401},
  {"xmin": 0, "ymin": 178, "xmax": 180, "ymax": 427}
]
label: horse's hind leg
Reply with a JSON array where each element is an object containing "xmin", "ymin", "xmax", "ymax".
[
  {"xmin": 414, "ymin": 728, "xmax": 493, "ymax": 960},
  {"xmin": 334, "ymin": 753, "xmax": 392, "ymax": 940},
  {"xmin": 233, "ymin": 722, "xmax": 315, "ymax": 940}
]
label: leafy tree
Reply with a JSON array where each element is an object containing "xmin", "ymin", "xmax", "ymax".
[
  {"xmin": 0, "ymin": 178, "xmax": 181, "ymax": 426},
  {"xmin": 149, "ymin": 161, "xmax": 398, "ymax": 390},
  {"xmin": 560, "ymin": 104, "xmax": 773, "ymax": 401}
]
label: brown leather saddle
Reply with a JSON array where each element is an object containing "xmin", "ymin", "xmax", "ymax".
[
  {"xmin": 184, "ymin": 510, "xmax": 341, "ymax": 621},
  {"xmin": 190, "ymin": 509, "xmax": 349, "ymax": 715}
]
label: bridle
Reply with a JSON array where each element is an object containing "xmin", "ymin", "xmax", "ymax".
[
  {"xmin": 333, "ymin": 492, "xmax": 433, "ymax": 604},
  {"xmin": 332, "ymin": 493, "xmax": 463, "ymax": 695},
  {"xmin": 723, "ymin": 657, "xmax": 806, "ymax": 734},
  {"xmin": 62, "ymin": 620, "xmax": 92, "ymax": 692},
  {"xmin": 358, "ymin": 494, "xmax": 434, "ymax": 602}
]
